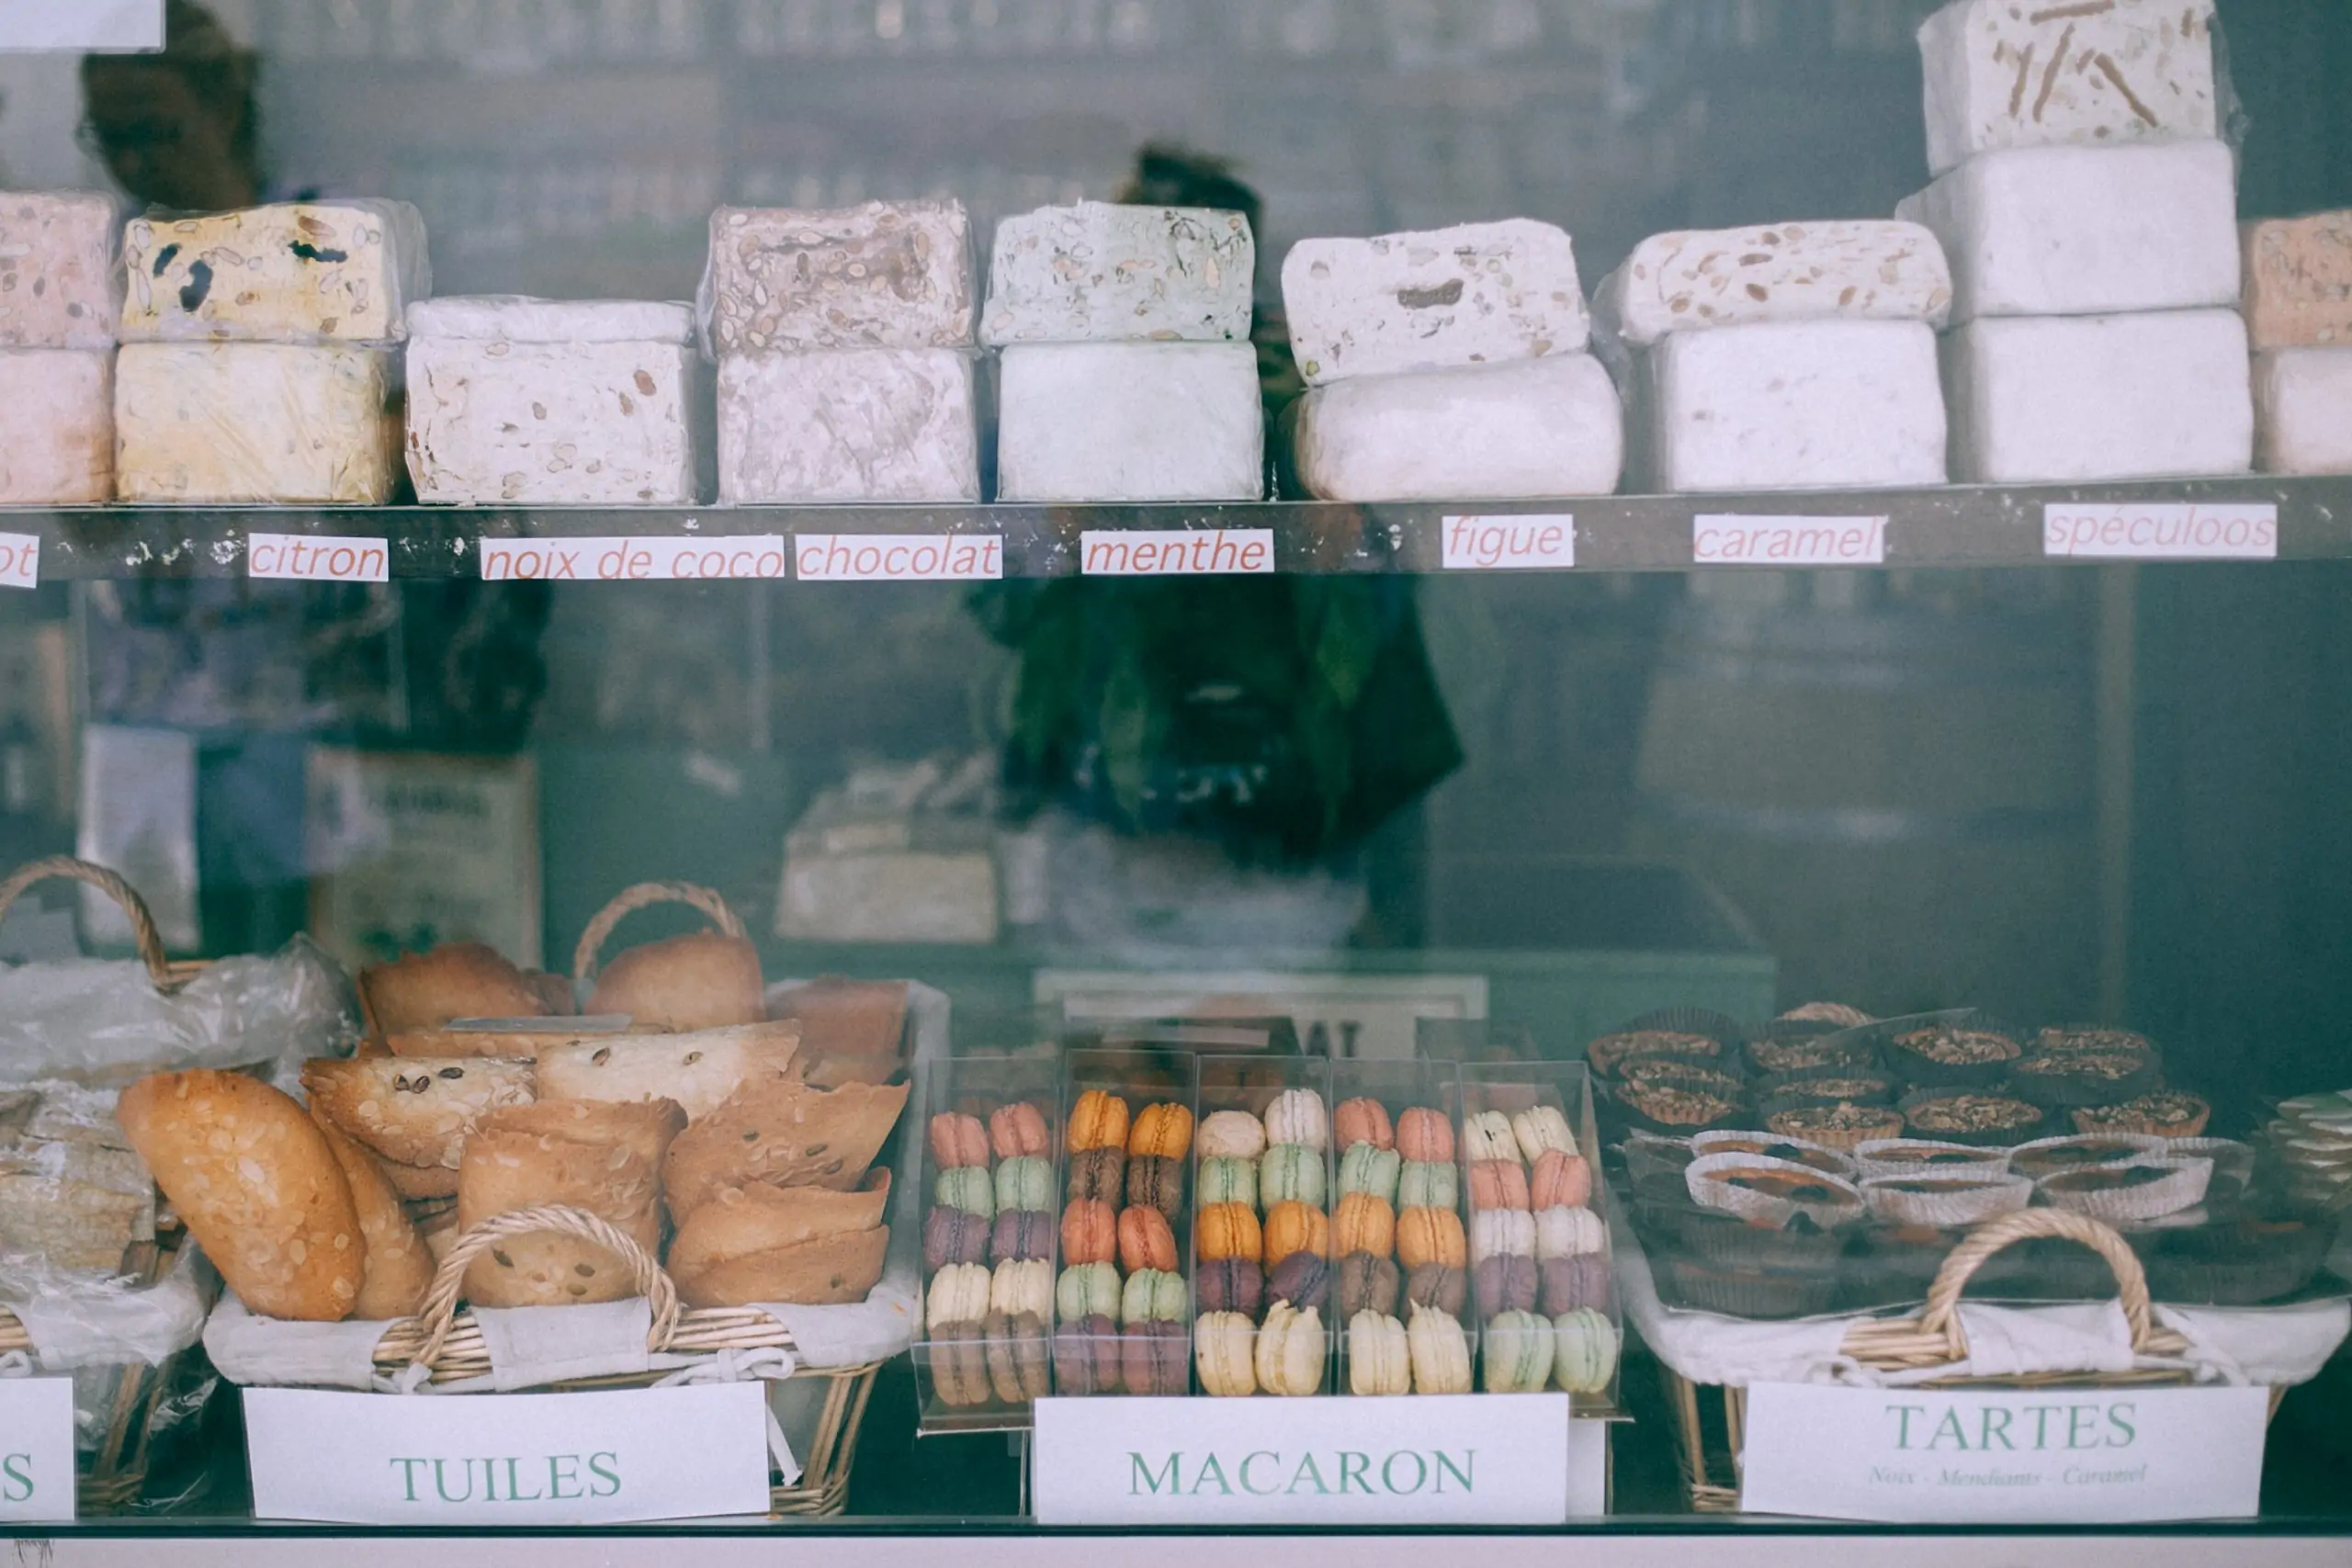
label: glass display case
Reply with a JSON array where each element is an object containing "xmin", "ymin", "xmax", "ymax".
[{"xmin": 1, "ymin": 0, "xmax": 2351, "ymax": 1559}]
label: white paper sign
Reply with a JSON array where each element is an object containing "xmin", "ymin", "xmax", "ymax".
[
  {"xmin": 1695, "ymin": 514, "xmax": 1886, "ymax": 567},
  {"xmin": 0, "ymin": 0, "xmax": 162, "ymax": 50},
  {"xmin": 1739, "ymin": 1382, "xmax": 2269, "ymax": 1523},
  {"xmin": 0, "ymin": 533, "xmax": 40, "ymax": 590},
  {"xmin": 795, "ymin": 533, "xmax": 1003, "ymax": 581},
  {"xmin": 1032, "ymin": 1393, "xmax": 1571, "ymax": 1526},
  {"xmin": 1441, "ymin": 513, "xmax": 1577, "ymax": 570},
  {"xmin": 0, "ymin": 1377, "xmax": 76, "ymax": 1523},
  {"xmin": 2043, "ymin": 502, "xmax": 2278, "ymax": 560},
  {"xmin": 242, "ymin": 1383, "xmax": 772, "ymax": 1525},
  {"xmin": 248, "ymin": 533, "xmax": 390, "ymax": 583},
  {"xmin": 1080, "ymin": 529, "xmax": 1273, "ymax": 576},
  {"xmin": 479, "ymin": 536, "xmax": 788, "ymax": 581}
]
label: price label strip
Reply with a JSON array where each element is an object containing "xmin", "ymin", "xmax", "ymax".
[
  {"xmin": 795, "ymin": 534, "xmax": 1002, "ymax": 581},
  {"xmin": 248, "ymin": 533, "xmax": 390, "ymax": 582},
  {"xmin": 479, "ymin": 536, "xmax": 788, "ymax": 581},
  {"xmin": 2043, "ymin": 502, "xmax": 2278, "ymax": 560},
  {"xmin": 1080, "ymin": 529, "xmax": 1273, "ymax": 576},
  {"xmin": 0, "ymin": 533, "xmax": 38, "ymax": 590},
  {"xmin": 1694, "ymin": 514, "xmax": 1887, "ymax": 567},
  {"xmin": 0, "ymin": 1377, "xmax": 76, "ymax": 1523},
  {"xmin": 1441, "ymin": 513, "xmax": 1577, "ymax": 570}
]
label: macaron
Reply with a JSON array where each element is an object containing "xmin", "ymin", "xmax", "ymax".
[
  {"xmin": 1196, "ymin": 1257, "xmax": 1265, "ymax": 1320},
  {"xmin": 1332, "ymin": 1191, "xmax": 1396, "ymax": 1258},
  {"xmin": 1475, "ymin": 1253, "xmax": 1539, "ymax": 1314},
  {"xmin": 1468, "ymin": 1159, "xmax": 1532, "ymax": 1213},
  {"xmin": 990, "ymin": 1258, "xmax": 1052, "ymax": 1320},
  {"xmin": 1334, "ymin": 1097, "xmax": 1396, "ymax": 1153},
  {"xmin": 1052, "ymin": 1313, "xmax": 1118, "ymax": 1395},
  {"xmin": 1512, "ymin": 1105, "xmax": 1578, "ymax": 1160},
  {"xmin": 1197, "ymin": 1109, "xmax": 1268, "ymax": 1161},
  {"xmin": 993, "ymin": 1156, "xmax": 1054, "ymax": 1215},
  {"xmin": 936, "ymin": 1166, "xmax": 995, "ymax": 1220},
  {"xmin": 928, "ymin": 1111, "xmax": 989, "ymax": 1169},
  {"xmin": 989, "ymin": 1209, "xmax": 1053, "ymax": 1264},
  {"xmin": 1195, "ymin": 1311, "xmax": 1259, "ymax": 1396},
  {"xmin": 1122, "ymin": 1267, "xmax": 1189, "ymax": 1326},
  {"xmin": 1125, "ymin": 1154, "xmax": 1184, "ymax": 1217},
  {"xmin": 1268, "ymin": 1250, "xmax": 1331, "ymax": 1313},
  {"xmin": 1396, "ymin": 1106, "xmax": 1454, "ymax": 1165},
  {"xmin": 1462, "ymin": 1111, "xmax": 1523, "ymax": 1165},
  {"xmin": 1530, "ymin": 1148, "xmax": 1593, "ymax": 1210},
  {"xmin": 1407, "ymin": 1303, "xmax": 1473, "ymax": 1394},
  {"xmin": 1540, "ymin": 1254, "xmax": 1612, "ymax": 1316},
  {"xmin": 928, "ymin": 1321, "xmax": 989, "ymax": 1406},
  {"xmin": 1056, "ymin": 1260, "xmax": 1121, "ymax": 1323},
  {"xmin": 1336, "ymin": 1250, "xmax": 1401, "ymax": 1317},
  {"xmin": 1263, "ymin": 1089, "xmax": 1330, "ymax": 1153},
  {"xmin": 1069, "ymin": 1089, "xmax": 1131, "ymax": 1153},
  {"xmin": 1121, "ymin": 1319, "xmax": 1189, "ymax": 1395},
  {"xmin": 1553, "ymin": 1307, "xmax": 1620, "ymax": 1394},
  {"xmin": 1347, "ymin": 1310, "xmax": 1410, "ymax": 1395},
  {"xmin": 1396, "ymin": 1207, "xmax": 1467, "ymax": 1270},
  {"xmin": 923, "ymin": 1205, "xmax": 988, "ymax": 1270},
  {"xmin": 1060, "ymin": 1198, "xmax": 1117, "ymax": 1266},
  {"xmin": 1255, "ymin": 1300, "xmax": 1327, "ymax": 1396},
  {"xmin": 1129, "ymin": 1102, "xmax": 1193, "ymax": 1160},
  {"xmin": 1397, "ymin": 1159, "xmax": 1459, "ymax": 1212},
  {"xmin": 1197, "ymin": 1155, "xmax": 1258, "ymax": 1210},
  {"xmin": 1405, "ymin": 1260, "xmax": 1468, "ymax": 1318},
  {"xmin": 1482, "ymin": 1308, "xmax": 1555, "ymax": 1393},
  {"xmin": 1470, "ymin": 1208, "xmax": 1536, "ymax": 1264},
  {"xmin": 1262, "ymin": 1201, "xmax": 1331, "ymax": 1266},
  {"xmin": 1196, "ymin": 1202, "xmax": 1262, "ymax": 1264},
  {"xmin": 983, "ymin": 1309, "xmax": 1051, "ymax": 1404},
  {"xmin": 1067, "ymin": 1145, "xmax": 1126, "ymax": 1205},
  {"xmin": 1117, "ymin": 1205, "xmax": 1179, "ymax": 1274},
  {"xmin": 1260, "ymin": 1143, "xmax": 1327, "ymax": 1207},
  {"xmin": 1534, "ymin": 1204, "xmax": 1606, "ymax": 1260},
  {"xmin": 1340, "ymin": 1143, "xmax": 1402, "ymax": 1204},
  {"xmin": 988, "ymin": 1101, "xmax": 1049, "ymax": 1161},
  {"xmin": 927, "ymin": 1262, "xmax": 991, "ymax": 1330}
]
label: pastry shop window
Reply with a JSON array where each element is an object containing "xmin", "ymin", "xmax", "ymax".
[{"xmin": 0, "ymin": 0, "xmax": 2348, "ymax": 1547}]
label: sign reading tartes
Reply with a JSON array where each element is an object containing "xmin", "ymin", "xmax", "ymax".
[{"xmin": 0, "ymin": 1377, "xmax": 76, "ymax": 1522}]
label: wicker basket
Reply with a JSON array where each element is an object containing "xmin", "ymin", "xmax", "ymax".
[
  {"xmin": 364, "ymin": 1204, "xmax": 880, "ymax": 1514},
  {"xmin": 1657, "ymin": 1207, "xmax": 2286, "ymax": 1512},
  {"xmin": 0, "ymin": 856, "xmax": 210, "ymax": 1512},
  {"xmin": 571, "ymin": 877, "xmax": 748, "ymax": 984}
]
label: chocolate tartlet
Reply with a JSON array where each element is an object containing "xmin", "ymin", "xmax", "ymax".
[
  {"xmin": 2007, "ymin": 1134, "xmax": 2161, "ymax": 1179},
  {"xmin": 1887, "ymin": 1023, "xmax": 2023, "ymax": 1087},
  {"xmin": 1690, "ymin": 1132, "xmax": 1856, "ymax": 1174},
  {"xmin": 1898, "ymin": 1089, "xmax": 2045, "ymax": 1146}
]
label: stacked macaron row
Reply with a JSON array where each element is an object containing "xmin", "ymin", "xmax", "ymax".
[
  {"xmin": 1463, "ymin": 1101, "xmax": 1621, "ymax": 1398},
  {"xmin": 1194, "ymin": 1087, "xmax": 1334, "ymax": 1396},
  {"xmin": 1053, "ymin": 1089, "xmax": 1193, "ymax": 1395},
  {"xmin": 1393, "ymin": 1106, "xmax": 1475, "ymax": 1393},
  {"xmin": 923, "ymin": 1100, "xmax": 1056, "ymax": 1408},
  {"xmin": 1328, "ymin": 1097, "xmax": 1407, "ymax": 1394}
]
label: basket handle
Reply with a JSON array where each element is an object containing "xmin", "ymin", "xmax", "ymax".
[
  {"xmin": 571, "ymin": 881, "xmax": 746, "ymax": 985},
  {"xmin": 0, "ymin": 855, "xmax": 177, "ymax": 992},
  {"xmin": 403, "ymin": 1204, "xmax": 683, "ymax": 1370},
  {"xmin": 1917, "ymin": 1207, "xmax": 2159, "ymax": 1356}
]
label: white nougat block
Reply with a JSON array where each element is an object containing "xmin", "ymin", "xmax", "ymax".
[
  {"xmin": 981, "ymin": 201, "xmax": 1253, "ymax": 346},
  {"xmin": 703, "ymin": 200, "xmax": 975, "ymax": 355},
  {"xmin": 121, "ymin": 201, "xmax": 428, "ymax": 344},
  {"xmin": 2255, "ymin": 348, "xmax": 2352, "ymax": 476},
  {"xmin": 996, "ymin": 343, "xmax": 1261, "ymax": 502},
  {"xmin": 1943, "ymin": 310, "xmax": 2253, "ymax": 483},
  {"xmin": 1291, "ymin": 355, "xmax": 1623, "ymax": 502},
  {"xmin": 116, "ymin": 342, "xmax": 404, "ymax": 503},
  {"xmin": 1896, "ymin": 140, "xmax": 2238, "ymax": 323},
  {"xmin": 0, "ymin": 191, "xmax": 119, "ymax": 349},
  {"xmin": 1918, "ymin": 0, "xmax": 2217, "ymax": 176},
  {"xmin": 1599, "ymin": 220, "xmax": 1951, "ymax": 347},
  {"xmin": 1282, "ymin": 220, "xmax": 1588, "ymax": 384},
  {"xmin": 405, "ymin": 298, "xmax": 699, "ymax": 505},
  {"xmin": 717, "ymin": 348, "xmax": 978, "ymax": 504},
  {"xmin": 1644, "ymin": 320, "xmax": 1947, "ymax": 493},
  {"xmin": 0, "ymin": 348, "xmax": 111, "ymax": 502}
]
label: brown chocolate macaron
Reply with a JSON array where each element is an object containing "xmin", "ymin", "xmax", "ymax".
[
  {"xmin": 1405, "ymin": 1261, "xmax": 1468, "ymax": 1318},
  {"xmin": 1120, "ymin": 1319, "xmax": 1188, "ymax": 1395},
  {"xmin": 1268, "ymin": 1250, "xmax": 1332, "ymax": 1313},
  {"xmin": 1125, "ymin": 1154, "xmax": 1184, "ymax": 1218},
  {"xmin": 1540, "ymin": 1254, "xmax": 1612, "ymax": 1315},
  {"xmin": 925, "ymin": 1206, "xmax": 989, "ymax": 1271},
  {"xmin": 1067, "ymin": 1145, "xmax": 1126, "ymax": 1205},
  {"xmin": 1475, "ymin": 1254, "xmax": 1539, "ymax": 1315},
  {"xmin": 1337, "ymin": 1251, "xmax": 1401, "ymax": 1318},
  {"xmin": 1052, "ymin": 1313, "xmax": 1119, "ymax": 1395},
  {"xmin": 989, "ymin": 1210, "xmax": 1053, "ymax": 1264},
  {"xmin": 1197, "ymin": 1257, "xmax": 1264, "ymax": 1320}
]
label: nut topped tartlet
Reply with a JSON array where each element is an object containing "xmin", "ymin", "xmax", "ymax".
[
  {"xmin": 1611, "ymin": 1062, "xmax": 1748, "ymax": 1134},
  {"xmin": 1764, "ymin": 1101, "xmax": 1905, "ymax": 1152},
  {"xmin": 1897, "ymin": 1088, "xmax": 2046, "ymax": 1146},
  {"xmin": 1586, "ymin": 1029, "xmax": 1724, "ymax": 1080},
  {"xmin": 2034, "ymin": 1026, "xmax": 2158, "ymax": 1058},
  {"xmin": 1886, "ymin": 1022, "xmax": 2024, "ymax": 1087},
  {"xmin": 2073, "ymin": 1091, "xmax": 2211, "ymax": 1139},
  {"xmin": 2009, "ymin": 1049, "xmax": 2164, "ymax": 1108}
]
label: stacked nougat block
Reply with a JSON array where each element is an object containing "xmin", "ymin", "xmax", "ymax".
[
  {"xmin": 113, "ymin": 202, "xmax": 426, "ymax": 503},
  {"xmin": 2244, "ymin": 213, "xmax": 2352, "ymax": 475},
  {"xmin": 1596, "ymin": 220, "xmax": 1952, "ymax": 491},
  {"xmin": 1283, "ymin": 220, "xmax": 1622, "ymax": 501},
  {"xmin": 984, "ymin": 201, "xmax": 1261, "ymax": 502},
  {"xmin": 406, "ymin": 298, "xmax": 703, "ymax": 504},
  {"xmin": 1898, "ymin": 0, "xmax": 2250, "ymax": 482},
  {"xmin": 0, "ymin": 192, "xmax": 120, "ymax": 503},
  {"xmin": 704, "ymin": 200, "xmax": 978, "ymax": 503}
]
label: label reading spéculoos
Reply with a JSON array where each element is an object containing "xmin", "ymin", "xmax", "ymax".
[{"xmin": 2042, "ymin": 502, "xmax": 2278, "ymax": 560}]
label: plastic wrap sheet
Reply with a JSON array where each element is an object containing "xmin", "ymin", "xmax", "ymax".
[
  {"xmin": 120, "ymin": 200, "xmax": 430, "ymax": 345},
  {"xmin": 4, "ymin": 1243, "xmax": 212, "ymax": 1452},
  {"xmin": 407, "ymin": 296, "xmax": 693, "ymax": 344}
]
